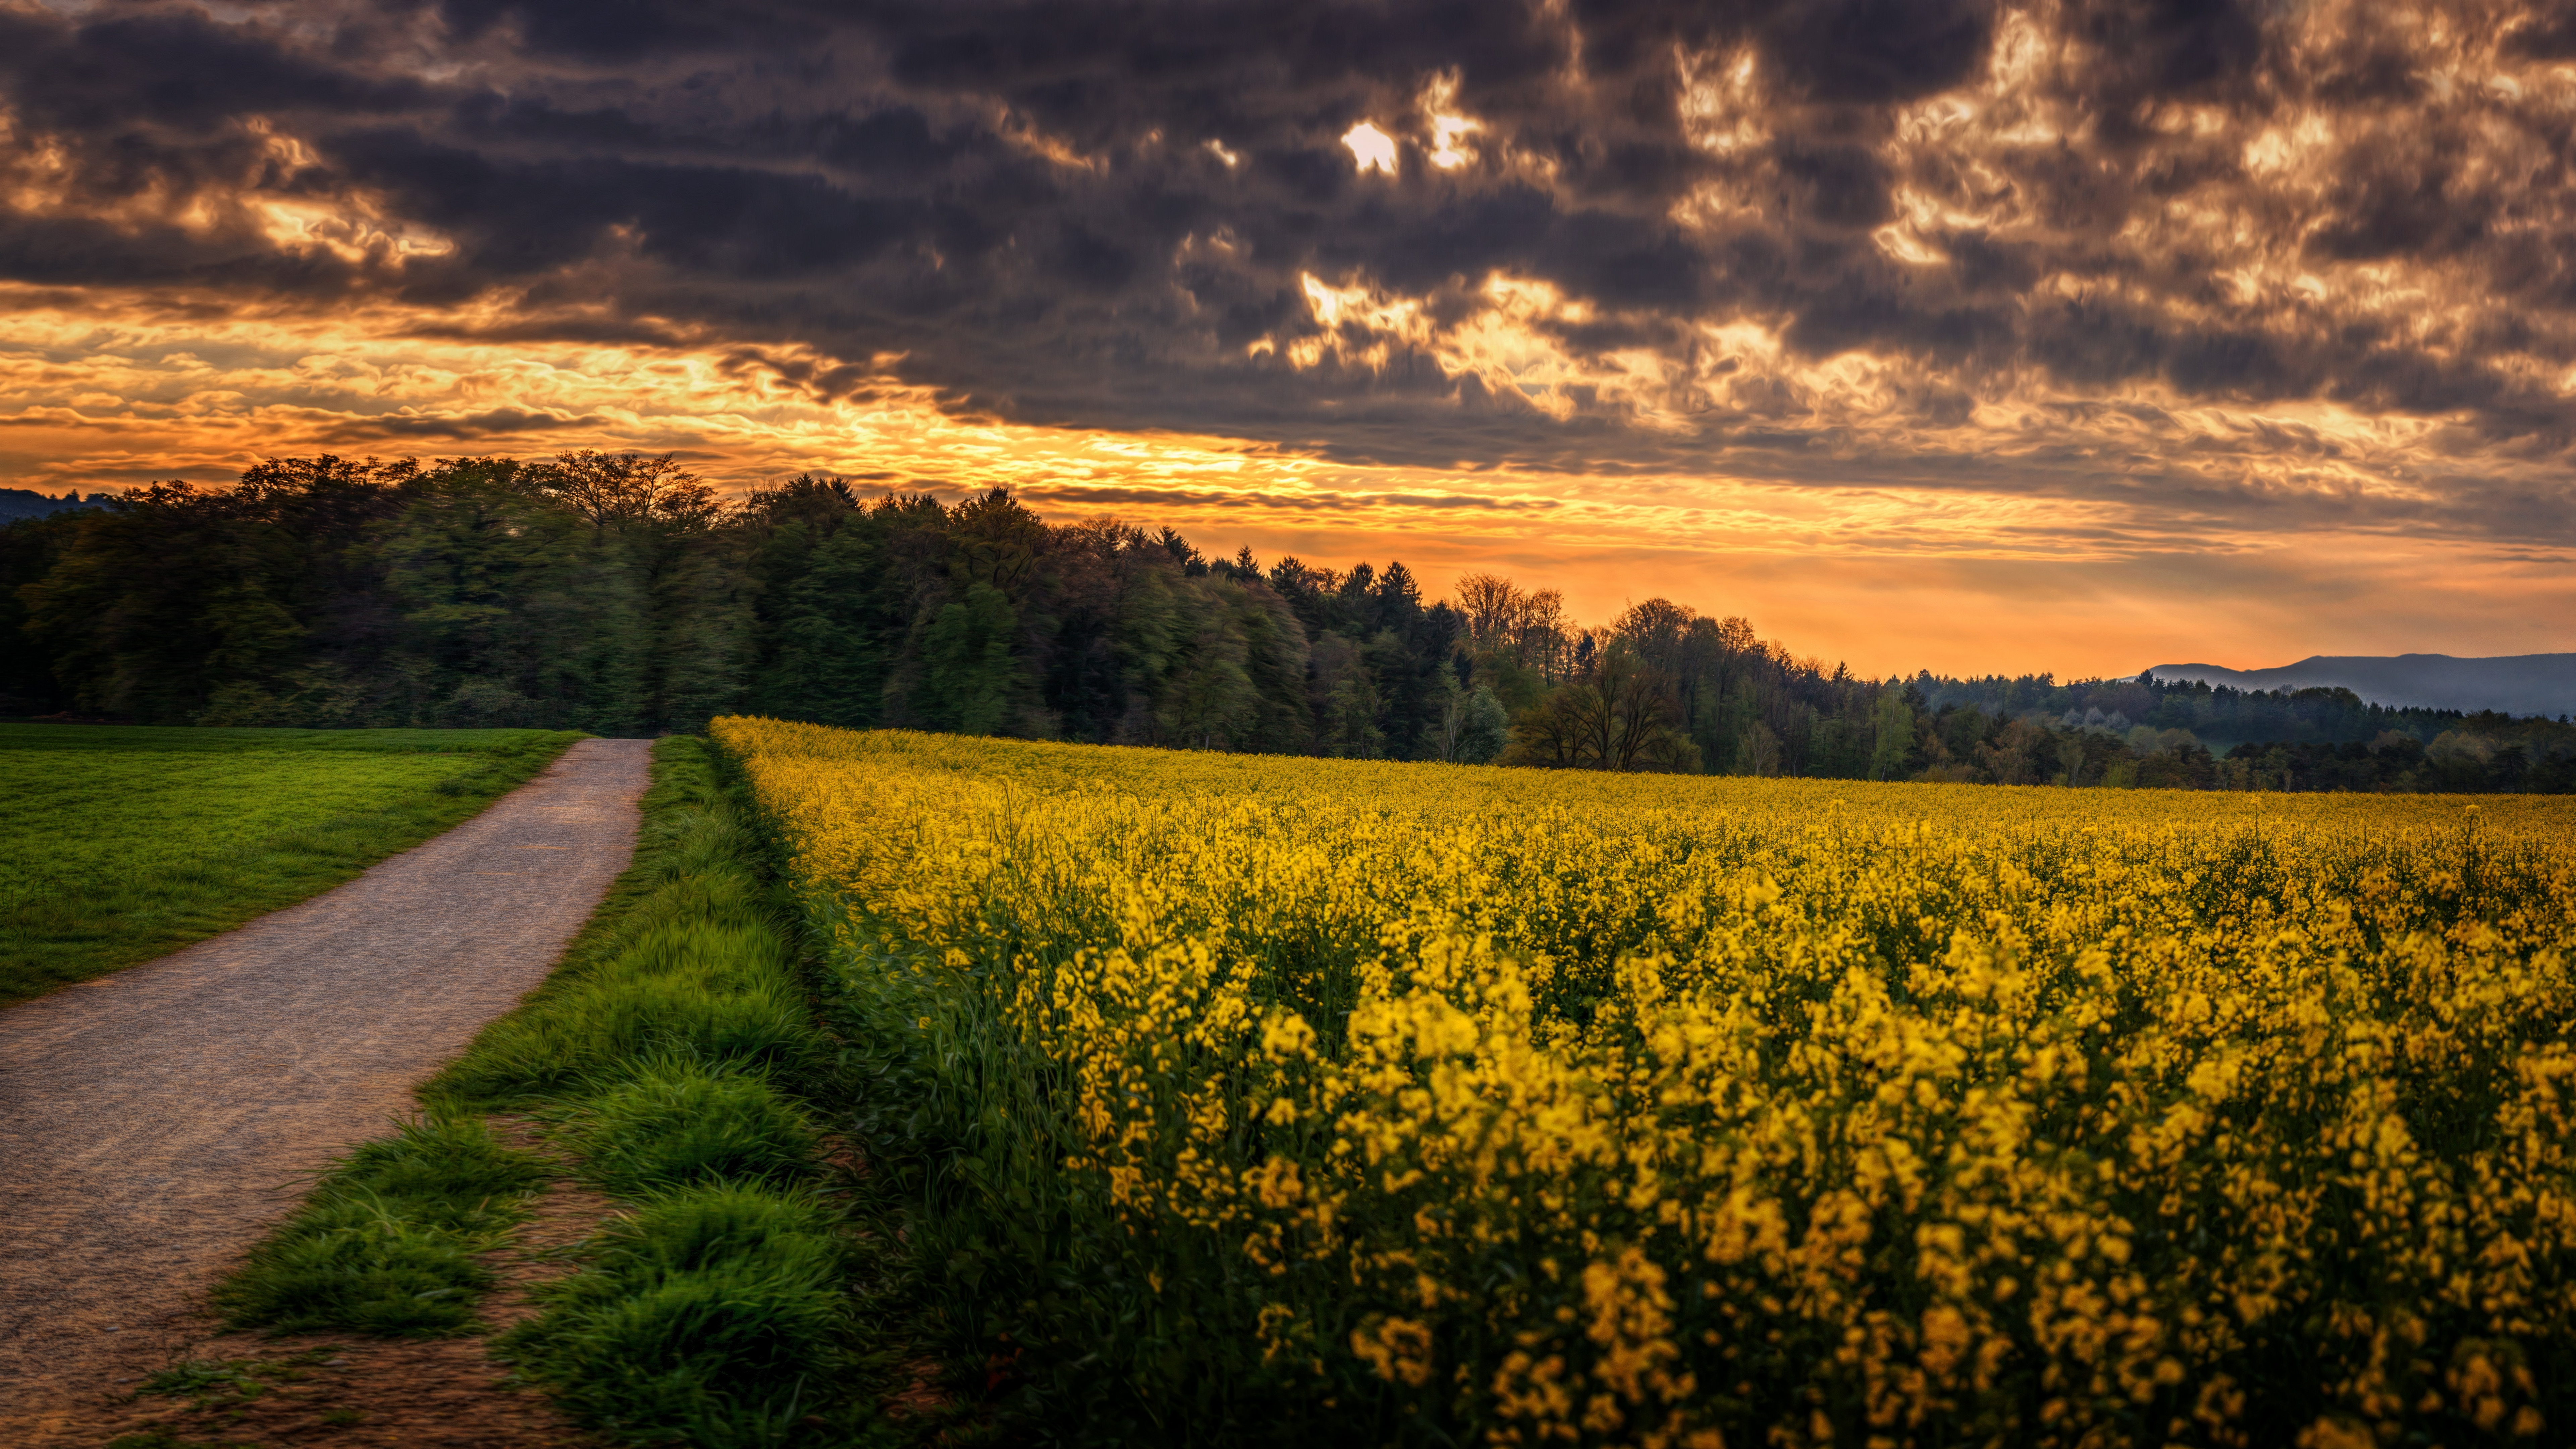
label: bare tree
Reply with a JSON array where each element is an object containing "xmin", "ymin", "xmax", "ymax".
[
  {"xmin": 1456, "ymin": 571, "xmax": 1575, "ymax": 679},
  {"xmin": 538, "ymin": 451, "xmax": 723, "ymax": 529},
  {"xmin": 1455, "ymin": 572, "xmax": 1523, "ymax": 653},
  {"xmin": 1500, "ymin": 647, "xmax": 1700, "ymax": 771}
]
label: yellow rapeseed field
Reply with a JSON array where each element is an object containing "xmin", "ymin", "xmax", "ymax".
[{"xmin": 715, "ymin": 717, "xmax": 2576, "ymax": 1449}]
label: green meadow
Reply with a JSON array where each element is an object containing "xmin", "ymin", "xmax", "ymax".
[{"xmin": 0, "ymin": 724, "xmax": 583, "ymax": 1007}]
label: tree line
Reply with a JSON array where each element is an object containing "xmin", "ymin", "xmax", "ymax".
[{"xmin": 2, "ymin": 452, "xmax": 2568, "ymax": 793}]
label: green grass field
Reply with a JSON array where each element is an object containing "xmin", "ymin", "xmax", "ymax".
[{"xmin": 0, "ymin": 724, "xmax": 585, "ymax": 1007}]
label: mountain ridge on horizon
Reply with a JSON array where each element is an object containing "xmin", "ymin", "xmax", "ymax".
[{"xmin": 2143, "ymin": 653, "xmax": 2576, "ymax": 718}]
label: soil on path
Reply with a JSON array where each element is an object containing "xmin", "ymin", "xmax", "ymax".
[
  {"xmin": 10, "ymin": 1118, "xmax": 617, "ymax": 1449},
  {"xmin": 0, "ymin": 738, "xmax": 652, "ymax": 1430}
]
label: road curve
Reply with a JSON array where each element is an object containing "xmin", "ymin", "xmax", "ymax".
[{"xmin": 0, "ymin": 737, "xmax": 652, "ymax": 1410}]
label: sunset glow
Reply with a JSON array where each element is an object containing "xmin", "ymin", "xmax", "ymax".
[{"xmin": 4, "ymin": 0, "xmax": 2573, "ymax": 677}]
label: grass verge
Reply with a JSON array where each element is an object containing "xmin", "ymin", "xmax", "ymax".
[
  {"xmin": 209, "ymin": 736, "xmax": 873, "ymax": 1447},
  {"xmin": 212, "ymin": 1118, "xmax": 548, "ymax": 1336},
  {"xmin": 0, "ymin": 724, "xmax": 584, "ymax": 1006}
]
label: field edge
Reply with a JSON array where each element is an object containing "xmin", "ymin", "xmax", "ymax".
[{"xmin": 0, "ymin": 727, "xmax": 589, "ymax": 1009}]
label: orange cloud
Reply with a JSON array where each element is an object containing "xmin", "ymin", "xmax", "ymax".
[{"xmin": 5, "ymin": 282, "xmax": 2568, "ymax": 679}]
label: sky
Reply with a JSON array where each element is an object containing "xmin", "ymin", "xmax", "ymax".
[{"xmin": 3, "ymin": 0, "xmax": 2573, "ymax": 679}]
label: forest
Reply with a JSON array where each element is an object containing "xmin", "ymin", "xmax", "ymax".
[{"xmin": 2, "ymin": 451, "xmax": 2568, "ymax": 793}]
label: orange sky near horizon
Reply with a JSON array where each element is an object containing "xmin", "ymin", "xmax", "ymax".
[{"xmin": 3, "ymin": 288, "xmax": 2568, "ymax": 681}]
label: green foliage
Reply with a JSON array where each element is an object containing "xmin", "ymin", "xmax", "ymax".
[
  {"xmin": 571, "ymin": 1064, "xmax": 822, "ymax": 1197},
  {"xmin": 0, "ymin": 507, "xmax": 84, "ymax": 714},
  {"xmin": 0, "ymin": 455, "xmax": 1467, "ymax": 756},
  {"xmin": 11, "ymin": 451, "xmax": 2564, "ymax": 788},
  {"xmin": 1865, "ymin": 688, "xmax": 1918, "ymax": 781},
  {"xmin": 748, "ymin": 520, "xmax": 893, "ymax": 728},
  {"xmin": 426, "ymin": 793, "xmax": 824, "ymax": 1107},
  {"xmin": 500, "ymin": 1186, "xmax": 851, "ymax": 1446},
  {"xmin": 919, "ymin": 582, "xmax": 1024, "ymax": 735},
  {"xmin": 1919, "ymin": 671, "xmax": 2576, "ymax": 792},
  {"xmin": 189, "ymin": 735, "xmax": 868, "ymax": 1443},
  {"xmin": 213, "ymin": 1117, "xmax": 547, "ymax": 1336},
  {"xmin": 419, "ymin": 735, "xmax": 864, "ymax": 1443},
  {"xmin": 1500, "ymin": 646, "xmax": 1701, "ymax": 771},
  {"xmin": 9, "ymin": 452, "xmax": 753, "ymax": 733},
  {"xmin": 1455, "ymin": 685, "xmax": 1510, "ymax": 763},
  {"xmin": 0, "ymin": 724, "xmax": 580, "ymax": 1005},
  {"xmin": 435, "ymin": 946, "xmax": 820, "ymax": 1103},
  {"xmin": 1310, "ymin": 632, "xmax": 1383, "ymax": 757},
  {"xmin": 594, "ymin": 1184, "xmax": 846, "ymax": 1276}
]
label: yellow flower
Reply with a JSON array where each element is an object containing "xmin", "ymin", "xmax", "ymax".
[{"xmin": 713, "ymin": 716, "xmax": 2576, "ymax": 1447}]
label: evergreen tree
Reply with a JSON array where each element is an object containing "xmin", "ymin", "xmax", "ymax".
[
  {"xmin": 1158, "ymin": 579, "xmax": 1259, "ymax": 749},
  {"xmin": 1311, "ymin": 633, "xmax": 1383, "ymax": 758},
  {"xmin": 749, "ymin": 521, "xmax": 893, "ymax": 728},
  {"xmin": 919, "ymin": 583, "xmax": 1024, "ymax": 736}
]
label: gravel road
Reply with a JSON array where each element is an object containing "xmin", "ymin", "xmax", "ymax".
[{"xmin": 0, "ymin": 737, "xmax": 651, "ymax": 1415}]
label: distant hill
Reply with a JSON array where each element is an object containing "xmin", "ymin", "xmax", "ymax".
[
  {"xmin": 0, "ymin": 488, "xmax": 109, "ymax": 523},
  {"xmin": 2144, "ymin": 654, "xmax": 2576, "ymax": 718}
]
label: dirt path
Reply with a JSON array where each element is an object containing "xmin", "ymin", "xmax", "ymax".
[{"xmin": 0, "ymin": 737, "xmax": 651, "ymax": 1422}]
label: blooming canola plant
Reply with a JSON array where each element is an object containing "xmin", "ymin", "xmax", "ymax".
[{"xmin": 717, "ymin": 718, "xmax": 2576, "ymax": 1447}]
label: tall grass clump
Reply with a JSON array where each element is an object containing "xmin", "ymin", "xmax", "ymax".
[
  {"xmin": 571, "ymin": 1062, "xmax": 822, "ymax": 1197},
  {"xmin": 215, "ymin": 1116, "xmax": 547, "ymax": 1336},
  {"xmin": 501, "ymin": 1188, "xmax": 850, "ymax": 1447}
]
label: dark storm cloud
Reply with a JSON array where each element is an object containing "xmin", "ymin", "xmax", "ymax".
[
  {"xmin": 328, "ymin": 406, "xmax": 610, "ymax": 439},
  {"xmin": 7, "ymin": 0, "xmax": 2576, "ymax": 544}
]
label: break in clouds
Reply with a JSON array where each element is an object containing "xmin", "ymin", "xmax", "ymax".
[{"xmin": 6, "ymin": 0, "xmax": 2576, "ymax": 549}]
